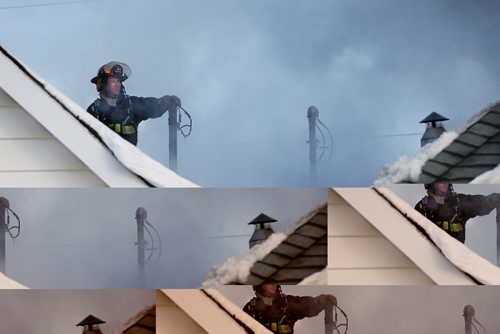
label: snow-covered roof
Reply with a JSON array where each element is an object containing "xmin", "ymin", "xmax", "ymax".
[
  {"xmin": 203, "ymin": 203, "xmax": 327, "ymax": 286},
  {"xmin": 376, "ymin": 101, "xmax": 500, "ymax": 185},
  {"xmin": 106, "ymin": 305, "xmax": 155, "ymax": 334},
  {"xmin": 0, "ymin": 45, "xmax": 197, "ymax": 188},
  {"xmin": 159, "ymin": 289, "xmax": 271, "ymax": 334},
  {"xmin": 0, "ymin": 272, "xmax": 27, "ymax": 289},
  {"xmin": 335, "ymin": 187, "xmax": 500, "ymax": 284}
]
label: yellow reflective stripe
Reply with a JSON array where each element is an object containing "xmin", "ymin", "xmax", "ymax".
[
  {"xmin": 122, "ymin": 125, "xmax": 135, "ymax": 134},
  {"xmin": 436, "ymin": 221, "xmax": 463, "ymax": 232},
  {"xmin": 267, "ymin": 323, "xmax": 291, "ymax": 333},
  {"xmin": 450, "ymin": 223, "xmax": 464, "ymax": 232},
  {"xmin": 278, "ymin": 324, "xmax": 292, "ymax": 333},
  {"xmin": 109, "ymin": 124, "xmax": 135, "ymax": 135},
  {"xmin": 442, "ymin": 221, "xmax": 449, "ymax": 231}
]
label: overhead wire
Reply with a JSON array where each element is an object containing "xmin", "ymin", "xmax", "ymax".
[{"xmin": 0, "ymin": 0, "xmax": 94, "ymax": 10}]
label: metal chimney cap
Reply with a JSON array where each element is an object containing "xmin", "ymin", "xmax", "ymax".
[
  {"xmin": 463, "ymin": 305, "xmax": 475, "ymax": 317},
  {"xmin": 248, "ymin": 213, "xmax": 278, "ymax": 225},
  {"xmin": 136, "ymin": 207, "xmax": 148, "ymax": 219},
  {"xmin": 420, "ymin": 112, "xmax": 449, "ymax": 124},
  {"xmin": 76, "ymin": 315, "xmax": 106, "ymax": 327},
  {"xmin": 307, "ymin": 105, "xmax": 319, "ymax": 117}
]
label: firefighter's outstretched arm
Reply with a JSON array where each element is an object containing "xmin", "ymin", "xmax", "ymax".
[{"xmin": 159, "ymin": 95, "xmax": 181, "ymax": 108}]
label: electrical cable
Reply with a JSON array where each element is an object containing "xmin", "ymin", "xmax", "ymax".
[
  {"xmin": 315, "ymin": 122, "xmax": 327, "ymax": 162},
  {"xmin": 178, "ymin": 106, "xmax": 192, "ymax": 139},
  {"xmin": 332, "ymin": 304, "xmax": 348, "ymax": 334},
  {"xmin": 145, "ymin": 219, "xmax": 162, "ymax": 264},
  {"xmin": 473, "ymin": 316, "xmax": 488, "ymax": 334},
  {"xmin": 317, "ymin": 117, "xmax": 334, "ymax": 162},
  {"xmin": 471, "ymin": 321, "xmax": 480, "ymax": 334},
  {"xmin": 4, "ymin": 207, "xmax": 21, "ymax": 240},
  {"xmin": 143, "ymin": 223, "xmax": 155, "ymax": 263}
]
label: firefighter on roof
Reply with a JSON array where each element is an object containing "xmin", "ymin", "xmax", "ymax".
[
  {"xmin": 243, "ymin": 284, "xmax": 337, "ymax": 334},
  {"xmin": 87, "ymin": 61, "xmax": 181, "ymax": 145},
  {"xmin": 415, "ymin": 184, "xmax": 500, "ymax": 243}
]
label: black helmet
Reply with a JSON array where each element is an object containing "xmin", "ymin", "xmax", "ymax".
[
  {"xmin": 91, "ymin": 61, "xmax": 131, "ymax": 92},
  {"xmin": 252, "ymin": 284, "xmax": 282, "ymax": 292},
  {"xmin": 424, "ymin": 183, "xmax": 454, "ymax": 190}
]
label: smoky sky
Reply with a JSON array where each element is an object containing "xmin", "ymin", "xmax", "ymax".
[
  {"xmin": 0, "ymin": 188, "xmax": 325, "ymax": 288},
  {"xmin": 219, "ymin": 285, "xmax": 500, "ymax": 334},
  {"xmin": 2, "ymin": 0, "xmax": 500, "ymax": 186},
  {"xmin": 0, "ymin": 289, "xmax": 154, "ymax": 334}
]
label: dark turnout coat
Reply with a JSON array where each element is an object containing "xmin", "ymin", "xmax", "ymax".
[
  {"xmin": 243, "ymin": 294, "xmax": 324, "ymax": 334},
  {"xmin": 415, "ymin": 193, "xmax": 496, "ymax": 243},
  {"xmin": 87, "ymin": 94, "xmax": 167, "ymax": 145}
]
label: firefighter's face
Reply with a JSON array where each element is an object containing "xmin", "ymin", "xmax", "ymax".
[
  {"xmin": 431, "ymin": 184, "xmax": 450, "ymax": 196},
  {"xmin": 105, "ymin": 77, "xmax": 122, "ymax": 98},
  {"xmin": 259, "ymin": 284, "xmax": 278, "ymax": 297}
]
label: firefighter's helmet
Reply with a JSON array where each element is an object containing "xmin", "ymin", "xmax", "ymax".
[{"xmin": 90, "ymin": 61, "xmax": 131, "ymax": 92}]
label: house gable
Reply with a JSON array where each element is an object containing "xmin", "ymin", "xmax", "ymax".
[
  {"xmin": 157, "ymin": 289, "xmax": 269, "ymax": 334},
  {"xmin": 0, "ymin": 87, "xmax": 108, "ymax": 186}
]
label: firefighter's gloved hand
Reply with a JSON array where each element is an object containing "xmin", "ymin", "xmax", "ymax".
[
  {"xmin": 170, "ymin": 95, "xmax": 181, "ymax": 107},
  {"xmin": 487, "ymin": 193, "xmax": 500, "ymax": 205},
  {"xmin": 0, "ymin": 197, "xmax": 9, "ymax": 209},
  {"xmin": 317, "ymin": 294, "xmax": 337, "ymax": 308},
  {"xmin": 160, "ymin": 95, "xmax": 181, "ymax": 108}
]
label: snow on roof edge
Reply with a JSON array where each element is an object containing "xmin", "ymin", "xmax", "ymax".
[
  {"xmin": 374, "ymin": 100, "xmax": 500, "ymax": 186},
  {"xmin": 202, "ymin": 202, "xmax": 327, "ymax": 287},
  {"xmin": 375, "ymin": 187, "xmax": 500, "ymax": 284},
  {"xmin": 374, "ymin": 131, "xmax": 458, "ymax": 185}
]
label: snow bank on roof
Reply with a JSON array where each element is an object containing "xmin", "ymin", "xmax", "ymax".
[
  {"xmin": 377, "ymin": 188, "xmax": 500, "ymax": 284},
  {"xmin": 298, "ymin": 267, "xmax": 327, "ymax": 285},
  {"xmin": 44, "ymin": 84, "xmax": 197, "ymax": 187},
  {"xmin": 375, "ymin": 100, "xmax": 500, "ymax": 186},
  {"xmin": 204, "ymin": 289, "xmax": 272, "ymax": 334},
  {"xmin": 203, "ymin": 232, "xmax": 288, "ymax": 287},
  {"xmin": 0, "ymin": 272, "xmax": 27, "ymax": 289},
  {"xmin": 374, "ymin": 131, "xmax": 458, "ymax": 186},
  {"xmin": 202, "ymin": 203, "xmax": 326, "ymax": 287}
]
